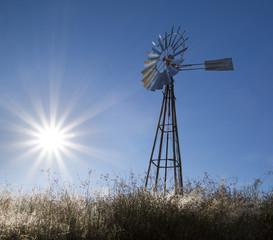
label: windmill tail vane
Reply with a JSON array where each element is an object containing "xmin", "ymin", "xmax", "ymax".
[
  {"xmin": 204, "ymin": 58, "xmax": 234, "ymax": 71},
  {"xmin": 179, "ymin": 58, "xmax": 234, "ymax": 71},
  {"xmin": 141, "ymin": 26, "xmax": 233, "ymax": 195}
]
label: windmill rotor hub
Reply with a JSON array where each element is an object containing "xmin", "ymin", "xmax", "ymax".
[{"xmin": 163, "ymin": 55, "xmax": 175, "ymax": 67}]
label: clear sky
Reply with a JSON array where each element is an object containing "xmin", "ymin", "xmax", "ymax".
[{"xmin": 0, "ymin": 0, "xmax": 273, "ymax": 190}]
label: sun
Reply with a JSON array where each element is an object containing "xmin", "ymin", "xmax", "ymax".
[
  {"xmin": 37, "ymin": 126, "xmax": 66, "ymax": 152},
  {"xmin": 0, "ymin": 79, "xmax": 130, "ymax": 183},
  {"xmin": 1, "ymin": 91, "xmax": 85, "ymax": 181}
]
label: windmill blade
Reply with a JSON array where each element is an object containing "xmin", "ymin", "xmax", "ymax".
[
  {"xmin": 170, "ymin": 58, "xmax": 184, "ymax": 65},
  {"xmin": 147, "ymin": 74, "xmax": 161, "ymax": 91},
  {"xmin": 150, "ymin": 73, "xmax": 164, "ymax": 91},
  {"xmin": 173, "ymin": 47, "xmax": 188, "ymax": 57},
  {"xmin": 142, "ymin": 68, "xmax": 156, "ymax": 83},
  {"xmin": 157, "ymin": 72, "xmax": 168, "ymax": 90},
  {"xmin": 204, "ymin": 58, "xmax": 234, "ymax": 71},
  {"xmin": 156, "ymin": 75, "xmax": 164, "ymax": 90},
  {"xmin": 172, "ymin": 36, "xmax": 183, "ymax": 50},
  {"xmin": 144, "ymin": 59, "xmax": 157, "ymax": 67},
  {"xmin": 162, "ymin": 69, "xmax": 172, "ymax": 85},
  {"xmin": 171, "ymin": 26, "xmax": 180, "ymax": 47},
  {"xmin": 167, "ymin": 65, "xmax": 179, "ymax": 76},
  {"xmin": 144, "ymin": 71, "xmax": 159, "ymax": 88},
  {"xmin": 152, "ymin": 42, "xmax": 162, "ymax": 54},
  {"xmin": 146, "ymin": 72, "xmax": 160, "ymax": 90},
  {"xmin": 147, "ymin": 81, "xmax": 157, "ymax": 91},
  {"xmin": 165, "ymin": 32, "xmax": 168, "ymax": 49},
  {"xmin": 173, "ymin": 37, "xmax": 188, "ymax": 52},
  {"xmin": 141, "ymin": 64, "xmax": 156, "ymax": 76},
  {"xmin": 168, "ymin": 26, "xmax": 174, "ymax": 47},
  {"xmin": 147, "ymin": 52, "xmax": 160, "ymax": 60},
  {"xmin": 158, "ymin": 35, "xmax": 165, "ymax": 51}
]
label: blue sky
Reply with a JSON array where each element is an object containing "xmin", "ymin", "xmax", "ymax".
[{"xmin": 0, "ymin": 0, "xmax": 273, "ymax": 190}]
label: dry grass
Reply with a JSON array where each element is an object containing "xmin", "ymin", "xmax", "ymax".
[{"xmin": 0, "ymin": 171, "xmax": 272, "ymax": 240}]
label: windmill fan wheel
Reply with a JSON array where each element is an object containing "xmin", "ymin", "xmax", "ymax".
[{"xmin": 141, "ymin": 26, "xmax": 188, "ymax": 91}]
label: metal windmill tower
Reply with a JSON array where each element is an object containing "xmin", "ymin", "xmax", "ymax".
[{"xmin": 141, "ymin": 26, "xmax": 233, "ymax": 195}]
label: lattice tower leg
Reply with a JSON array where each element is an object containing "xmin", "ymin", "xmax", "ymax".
[{"xmin": 145, "ymin": 81, "xmax": 183, "ymax": 195}]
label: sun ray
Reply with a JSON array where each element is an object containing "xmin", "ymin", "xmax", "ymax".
[
  {"xmin": 4, "ymin": 124, "xmax": 39, "ymax": 139},
  {"xmin": 59, "ymin": 146, "xmax": 85, "ymax": 166},
  {"xmin": 54, "ymin": 149, "xmax": 72, "ymax": 181},
  {"xmin": 3, "ymin": 99, "xmax": 45, "ymax": 133},
  {"xmin": 11, "ymin": 144, "xmax": 42, "ymax": 164},
  {"xmin": 23, "ymin": 148, "xmax": 48, "ymax": 184},
  {"xmin": 63, "ymin": 141, "xmax": 122, "ymax": 165},
  {"xmin": 55, "ymin": 86, "xmax": 89, "ymax": 130},
  {"xmin": 29, "ymin": 95, "xmax": 49, "ymax": 131}
]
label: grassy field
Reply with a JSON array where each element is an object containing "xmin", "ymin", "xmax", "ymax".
[{"xmin": 0, "ymin": 171, "xmax": 272, "ymax": 240}]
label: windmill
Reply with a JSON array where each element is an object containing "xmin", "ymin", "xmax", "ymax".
[{"xmin": 141, "ymin": 26, "xmax": 233, "ymax": 195}]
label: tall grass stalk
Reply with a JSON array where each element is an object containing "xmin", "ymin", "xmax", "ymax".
[{"xmin": 0, "ymin": 171, "xmax": 272, "ymax": 240}]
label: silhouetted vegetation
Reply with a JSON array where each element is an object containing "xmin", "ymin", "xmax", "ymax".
[{"xmin": 0, "ymin": 171, "xmax": 272, "ymax": 240}]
